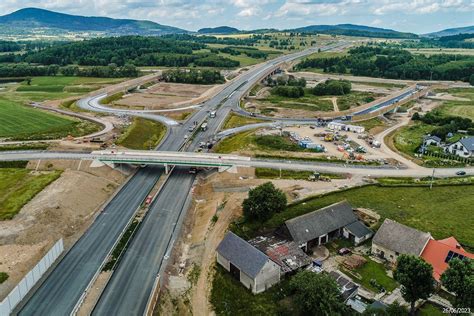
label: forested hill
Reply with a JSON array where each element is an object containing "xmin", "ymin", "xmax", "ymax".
[
  {"xmin": 0, "ymin": 8, "xmax": 187, "ymax": 36},
  {"xmin": 425, "ymin": 25, "xmax": 474, "ymax": 37},
  {"xmin": 198, "ymin": 26, "xmax": 240, "ymax": 34},
  {"xmin": 20, "ymin": 36, "xmax": 239, "ymax": 68},
  {"xmin": 296, "ymin": 45, "xmax": 474, "ymax": 83},
  {"xmin": 289, "ymin": 24, "xmax": 418, "ymax": 39}
]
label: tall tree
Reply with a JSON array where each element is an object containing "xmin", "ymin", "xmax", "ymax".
[
  {"xmin": 441, "ymin": 258, "xmax": 474, "ymax": 308},
  {"xmin": 242, "ymin": 182, "xmax": 286, "ymax": 222},
  {"xmin": 290, "ymin": 271, "xmax": 348, "ymax": 316},
  {"xmin": 394, "ymin": 255, "xmax": 435, "ymax": 316}
]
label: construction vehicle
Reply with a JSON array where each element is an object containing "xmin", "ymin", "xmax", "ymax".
[
  {"xmin": 308, "ymin": 172, "xmax": 331, "ymax": 182},
  {"xmin": 324, "ymin": 134, "xmax": 334, "ymax": 142},
  {"xmin": 356, "ymin": 146, "xmax": 367, "ymax": 153}
]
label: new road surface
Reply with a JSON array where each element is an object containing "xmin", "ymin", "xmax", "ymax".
[{"xmin": 17, "ymin": 43, "xmax": 344, "ymax": 315}]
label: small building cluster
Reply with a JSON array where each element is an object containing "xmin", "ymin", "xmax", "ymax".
[
  {"xmin": 328, "ymin": 122, "xmax": 365, "ymax": 134},
  {"xmin": 215, "ymin": 200, "xmax": 472, "ymax": 312},
  {"xmin": 422, "ymin": 135, "xmax": 474, "ymax": 158},
  {"xmin": 372, "ymin": 219, "xmax": 473, "ymax": 282}
]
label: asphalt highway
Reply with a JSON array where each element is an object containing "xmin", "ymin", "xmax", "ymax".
[
  {"xmin": 17, "ymin": 166, "xmax": 163, "ymax": 316},
  {"xmin": 91, "ymin": 44, "xmax": 344, "ymax": 315},
  {"xmin": 16, "ymin": 42, "xmax": 348, "ymax": 315}
]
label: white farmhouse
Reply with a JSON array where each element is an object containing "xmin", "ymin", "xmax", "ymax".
[{"xmin": 445, "ymin": 136, "xmax": 474, "ymax": 158}]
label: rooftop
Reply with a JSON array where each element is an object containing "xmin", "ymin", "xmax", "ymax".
[
  {"xmin": 217, "ymin": 232, "xmax": 270, "ymax": 278},
  {"xmin": 459, "ymin": 136, "xmax": 474, "ymax": 151},
  {"xmin": 421, "ymin": 237, "xmax": 474, "ymax": 281},
  {"xmin": 285, "ymin": 201, "xmax": 358, "ymax": 243},
  {"xmin": 249, "ymin": 235, "xmax": 312, "ymax": 274},
  {"xmin": 344, "ymin": 221, "xmax": 373, "ymax": 238},
  {"xmin": 373, "ymin": 219, "xmax": 432, "ymax": 256}
]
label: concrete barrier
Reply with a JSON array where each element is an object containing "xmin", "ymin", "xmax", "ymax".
[{"xmin": 0, "ymin": 239, "xmax": 64, "ymax": 316}]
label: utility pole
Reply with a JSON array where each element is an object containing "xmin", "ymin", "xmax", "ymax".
[{"xmin": 430, "ymin": 168, "xmax": 435, "ymax": 190}]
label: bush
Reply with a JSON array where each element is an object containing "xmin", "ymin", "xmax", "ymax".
[
  {"xmin": 312, "ymin": 79, "xmax": 351, "ymax": 96},
  {"xmin": 271, "ymin": 85, "xmax": 304, "ymax": 98}
]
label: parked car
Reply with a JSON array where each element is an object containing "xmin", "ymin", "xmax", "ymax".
[
  {"xmin": 456, "ymin": 170, "xmax": 466, "ymax": 176},
  {"xmin": 338, "ymin": 248, "xmax": 351, "ymax": 255}
]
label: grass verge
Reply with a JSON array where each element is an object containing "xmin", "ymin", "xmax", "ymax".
[
  {"xmin": 255, "ymin": 168, "xmax": 346, "ymax": 180},
  {"xmin": 221, "ymin": 113, "xmax": 264, "ymax": 130},
  {"xmin": 0, "ymin": 169, "xmax": 62, "ymax": 220},
  {"xmin": 0, "ymin": 272, "xmax": 8, "ymax": 284},
  {"xmin": 117, "ymin": 118, "xmax": 167, "ymax": 150}
]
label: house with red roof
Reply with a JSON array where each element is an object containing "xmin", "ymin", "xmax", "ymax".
[{"xmin": 420, "ymin": 237, "xmax": 474, "ymax": 282}]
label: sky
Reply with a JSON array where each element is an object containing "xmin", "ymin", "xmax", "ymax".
[{"xmin": 1, "ymin": 0, "xmax": 473, "ymax": 34}]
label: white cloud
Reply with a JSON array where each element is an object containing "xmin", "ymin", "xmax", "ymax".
[
  {"xmin": 275, "ymin": 0, "xmax": 363, "ymax": 18},
  {"xmin": 372, "ymin": 0, "xmax": 472, "ymax": 15}
]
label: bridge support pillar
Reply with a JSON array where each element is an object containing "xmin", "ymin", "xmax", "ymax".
[{"xmin": 164, "ymin": 163, "xmax": 169, "ymax": 174}]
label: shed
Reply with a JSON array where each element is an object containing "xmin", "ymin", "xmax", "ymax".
[
  {"xmin": 216, "ymin": 232, "xmax": 280, "ymax": 294},
  {"xmin": 343, "ymin": 221, "xmax": 373, "ymax": 245}
]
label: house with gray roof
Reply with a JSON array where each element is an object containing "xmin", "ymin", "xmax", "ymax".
[
  {"xmin": 372, "ymin": 219, "xmax": 432, "ymax": 263},
  {"xmin": 216, "ymin": 232, "xmax": 280, "ymax": 294},
  {"xmin": 446, "ymin": 136, "xmax": 474, "ymax": 158},
  {"xmin": 281, "ymin": 201, "xmax": 373, "ymax": 251}
]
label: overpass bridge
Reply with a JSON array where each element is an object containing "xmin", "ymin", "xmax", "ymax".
[{"xmin": 2, "ymin": 150, "xmax": 473, "ymax": 178}]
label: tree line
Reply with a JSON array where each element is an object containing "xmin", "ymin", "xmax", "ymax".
[
  {"xmin": 412, "ymin": 110, "xmax": 474, "ymax": 139},
  {"xmin": 162, "ymin": 69, "xmax": 224, "ymax": 85},
  {"xmin": 296, "ymin": 45, "xmax": 474, "ymax": 83},
  {"xmin": 0, "ymin": 63, "xmax": 139, "ymax": 78}
]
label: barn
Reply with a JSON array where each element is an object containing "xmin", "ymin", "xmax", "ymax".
[{"xmin": 216, "ymin": 232, "xmax": 281, "ymax": 294}]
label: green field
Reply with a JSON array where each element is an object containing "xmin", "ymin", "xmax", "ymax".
[
  {"xmin": 0, "ymin": 168, "xmax": 62, "ymax": 220},
  {"xmin": 0, "ymin": 98, "xmax": 99, "ymax": 140},
  {"xmin": 392, "ymin": 122, "xmax": 434, "ymax": 156},
  {"xmin": 1, "ymin": 76, "xmax": 126, "ymax": 103},
  {"xmin": 233, "ymin": 184, "xmax": 474, "ymax": 250},
  {"xmin": 258, "ymin": 89, "xmax": 380, "ymax": 112},
  {"xmin": 117, "ymin": 118, "xmax": 167, "ymax": 150},
  {"xmin": 435, "ymin": 88, "xmax": 474, "ymax": 120},
  {"xmin": 0, "ymin": 76, "xmax": 128, "ymax": 139}
]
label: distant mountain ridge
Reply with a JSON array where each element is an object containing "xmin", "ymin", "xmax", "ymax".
[
  {"xmin": 288, "ymin": 24, "xmax": 418, "ymax": 38},
  {"xmin": 425, "ymin": 25, "xmax": 474, "ymax": 37},
  {"xmin": 0, "ymin": 8, "xmax": 187, "ymax": 36},
  {"xmin": 198, "ymin": 26, "xmax": 240, "ymax": 34}
]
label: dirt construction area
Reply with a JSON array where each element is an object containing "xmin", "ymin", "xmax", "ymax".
[
  {"xmin": 157, "ymin": 168, "xmax": 365, "ymax": 315},
  {"xmin": 113, "ymin": 82, "xmax": 221, "ymax": 110},
  {"xmin": 0, "ymin": 161, "xmax": 127, "ymax": 300}
]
